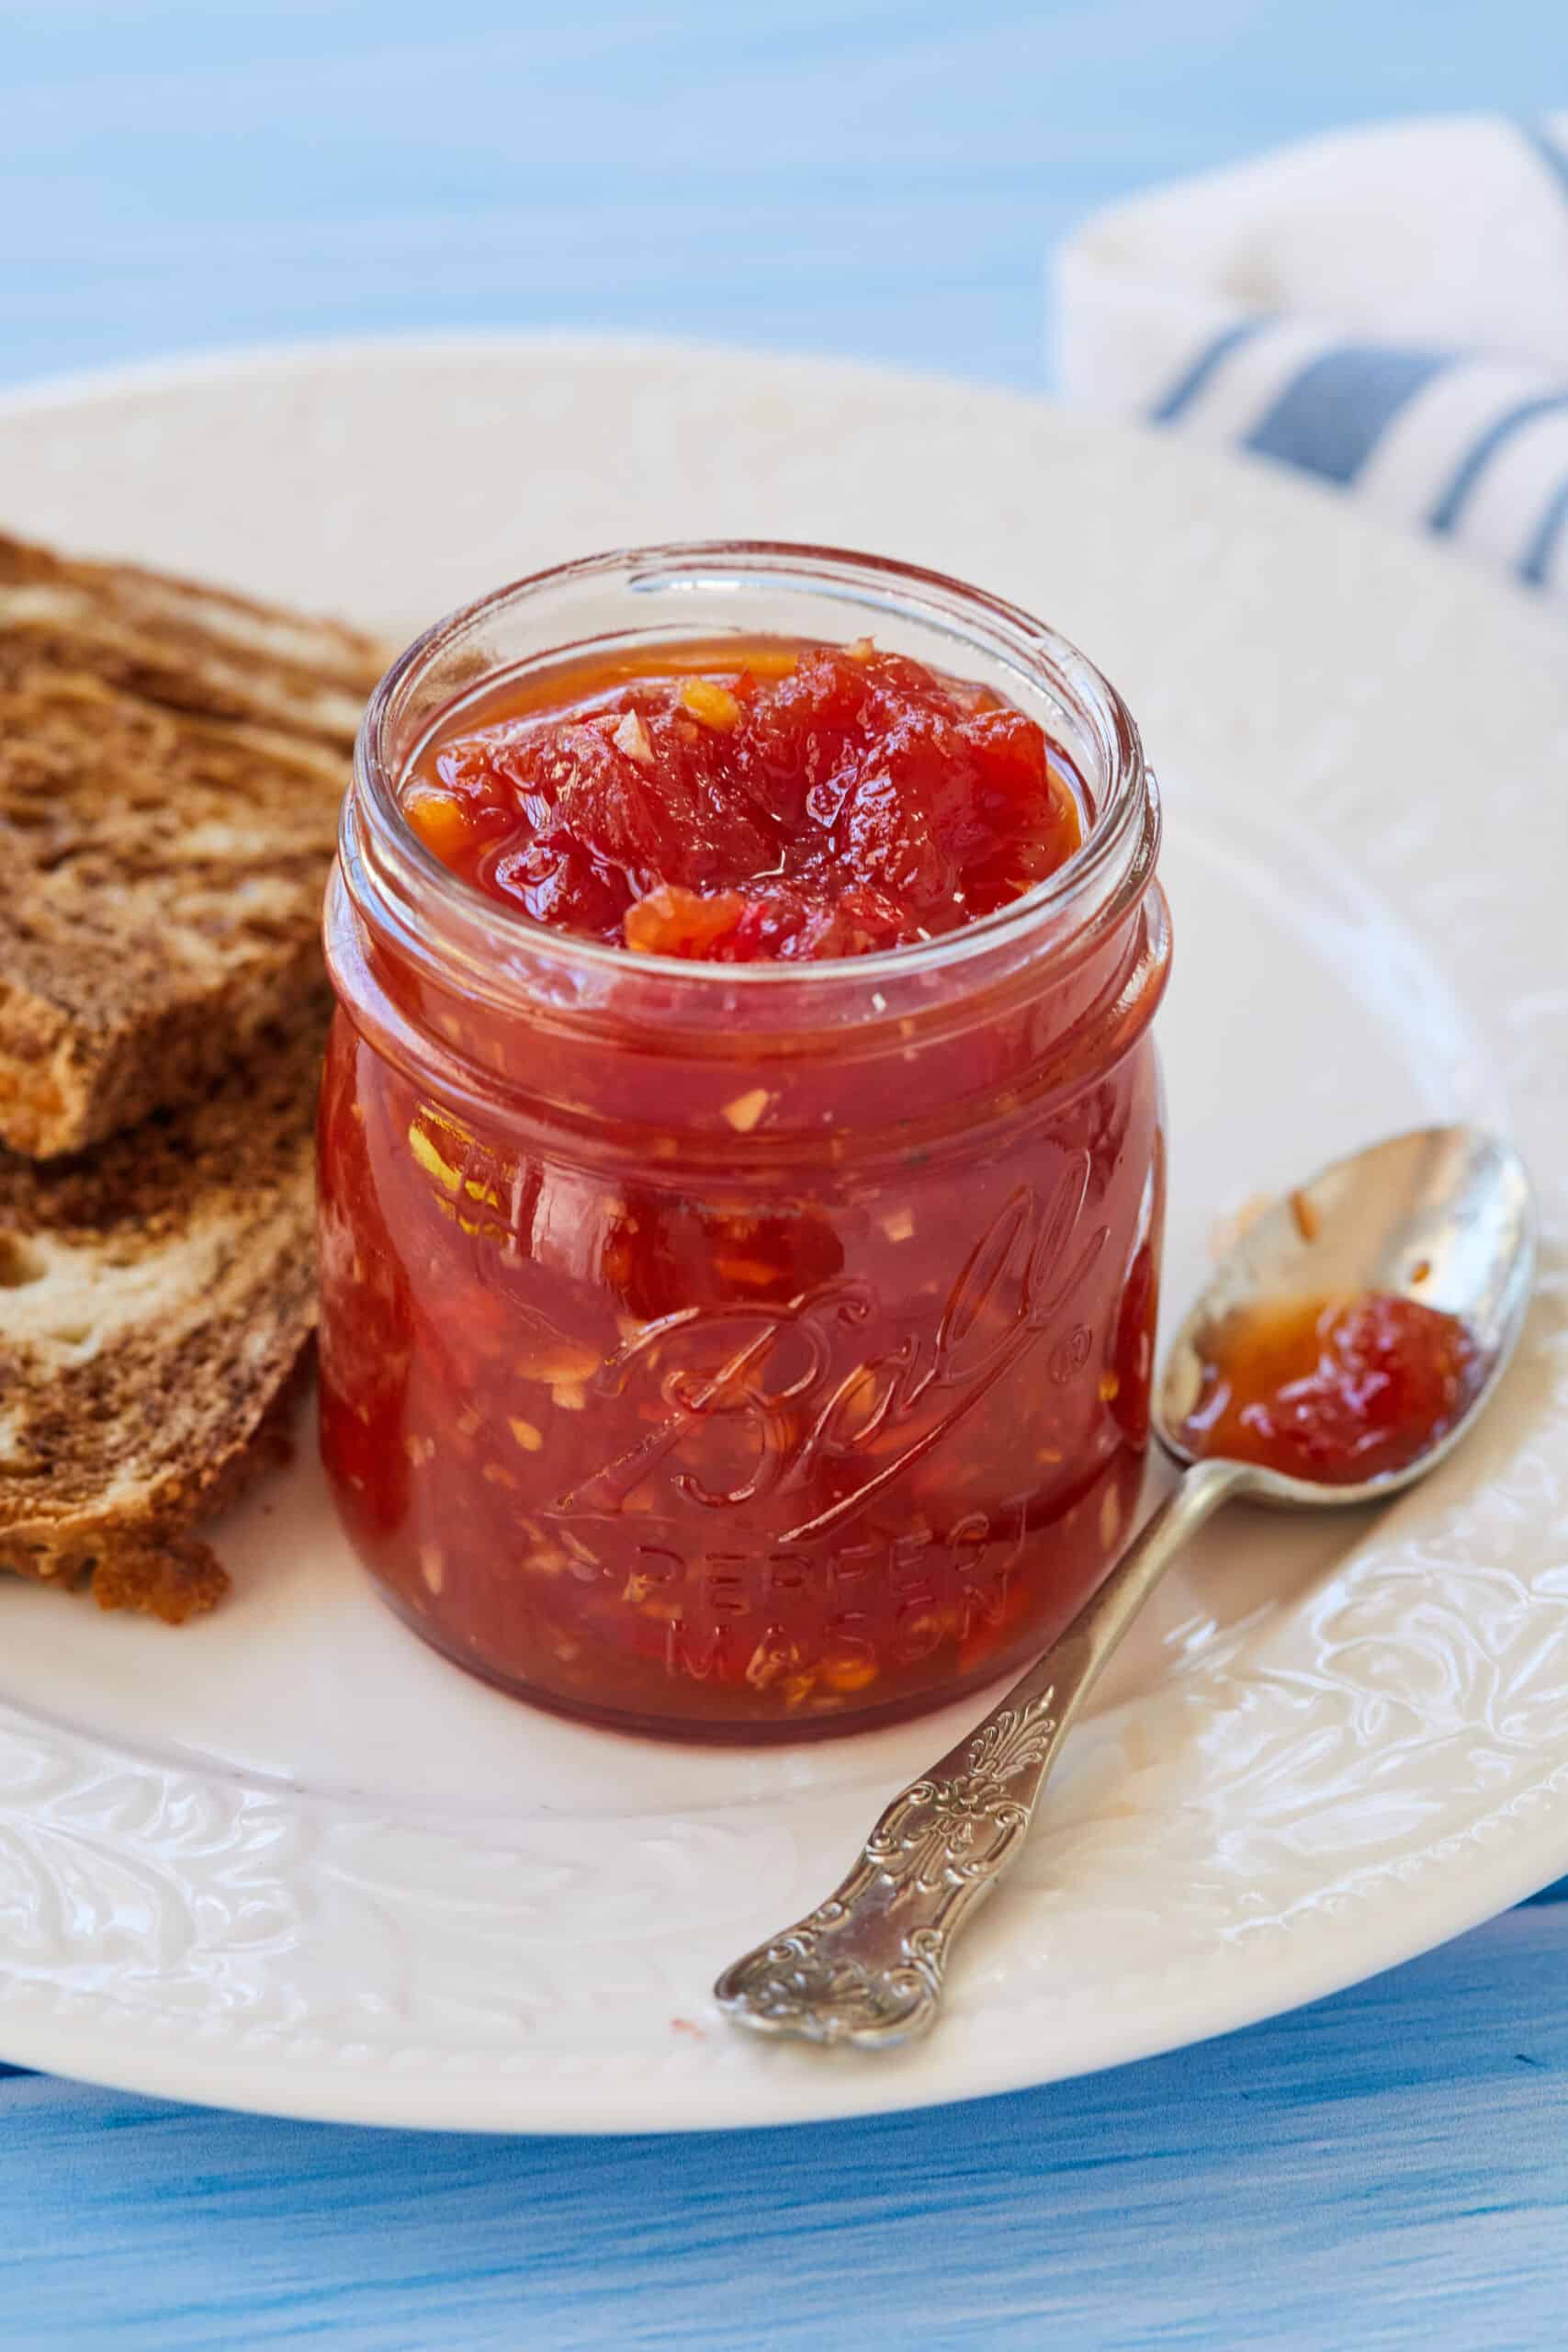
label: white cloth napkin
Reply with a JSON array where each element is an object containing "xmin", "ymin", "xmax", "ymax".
[{"xmin": 1054, "ymin": 114, "xmax": 1568, "ymax": 608}]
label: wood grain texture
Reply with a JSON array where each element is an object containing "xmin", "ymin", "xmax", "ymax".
[
  {"xmin": 4, "ymin": 1894, "xmax": 1567, "ymax": 2349},
  {"xmin": 3, "ymin": 1, "xmax": 1566, "ymax": 2343}
]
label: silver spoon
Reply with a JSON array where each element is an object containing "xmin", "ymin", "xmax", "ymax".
[{"xmin": 713, "ymin": 1125, "xmax": 1535, "ymax": 2051}]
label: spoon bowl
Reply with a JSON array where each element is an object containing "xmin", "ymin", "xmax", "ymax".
[{"xmin": 1157, "ymin": 1125, "xmax": 1537, "ymax": 1505}]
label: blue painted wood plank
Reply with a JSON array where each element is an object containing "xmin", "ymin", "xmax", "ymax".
[{"xmin": 4, "ymin": 1898, "xmax": 1568, "ymax": 2350}]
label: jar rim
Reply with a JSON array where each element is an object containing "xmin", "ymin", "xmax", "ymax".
[{"xmin": 344, "ymin": 540, "xmax": 1155, "ymax": 1010}]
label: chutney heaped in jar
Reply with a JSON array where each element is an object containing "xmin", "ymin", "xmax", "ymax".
[{"xmin": 318, "ymin": 544, "xmax": 1171, "ymax": 1741}]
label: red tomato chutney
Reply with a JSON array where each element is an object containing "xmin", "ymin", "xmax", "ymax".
[
  {"xmin": 318, "ymin": 547, "xmax": 1171, "ymax": 1740},
  {"xmin": 401, "ymin": 639, "xmax": 1083, "ymax": 959},
  {"xmin": 1178, "ymin": 1292, "xmax": 1483, "ymax": 1485}
]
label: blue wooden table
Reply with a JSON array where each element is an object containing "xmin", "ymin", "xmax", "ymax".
[{"xmin": 6, "ymin": 5, "xmax": 1566, "ymax": 2345}]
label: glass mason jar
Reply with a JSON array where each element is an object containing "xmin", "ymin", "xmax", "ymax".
[{"xmin": 318, "ymin": 544, "xmax": 1170, "ymax": 1742}]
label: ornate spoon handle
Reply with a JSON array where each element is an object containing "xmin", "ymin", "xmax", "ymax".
[{"xmin": 714, "ymin": 1457, "xmax": 1247, "ymax": 2049}]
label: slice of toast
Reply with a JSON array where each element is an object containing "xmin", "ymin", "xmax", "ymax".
[
  {"xmin": 0, "ymin": 1014, "xmax": 323, "ymax": 1623},
  {"xmin": 0, "ymin": 531, "xmax": 387, "ymax": 1159}
]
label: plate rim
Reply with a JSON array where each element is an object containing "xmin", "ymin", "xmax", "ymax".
[{"xmin": 3, "ymin": 1751, "xmax": 1565, "ymax": 2136}]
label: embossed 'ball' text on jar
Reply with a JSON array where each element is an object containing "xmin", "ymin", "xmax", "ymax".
[{"xmin": 318, "ymin": 544, "xmax": 1171, "ymax": 1741}]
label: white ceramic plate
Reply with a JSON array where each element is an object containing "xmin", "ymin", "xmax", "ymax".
[{"xmin": 1, "ymin": 335, "xmax": 1564, "ymax": 2134}]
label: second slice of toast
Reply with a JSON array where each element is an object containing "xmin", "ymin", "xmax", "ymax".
[{"xmin": 0, "ymin": 1013, "xmax": 325, "ymax": 1621}]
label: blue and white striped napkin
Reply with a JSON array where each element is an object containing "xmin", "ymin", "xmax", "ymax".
[{"xmin": 1054, "ymin": 114, "xmax": 1568, "ymax": 607}]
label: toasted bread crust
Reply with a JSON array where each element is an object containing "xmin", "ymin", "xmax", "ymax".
[
  {"xmin": 0, "ymin": 1015, "xmax": 325, "ymax": 1620},
  {"xmin": 0, "ymin": 532, "xmax": 383, "ymax": 741},
  {"xmin": 0, "ymin": 532, "xmax": 386, "ymax": 1157}
]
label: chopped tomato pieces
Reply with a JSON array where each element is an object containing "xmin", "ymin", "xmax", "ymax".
[
  {"xmin": 1179, "ymin": 1292, "xmax": 1483, "ymax": 1484},
  {"xmin": 404, "ymin": 639, "xmax": 1082, "ymax": 958}
]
